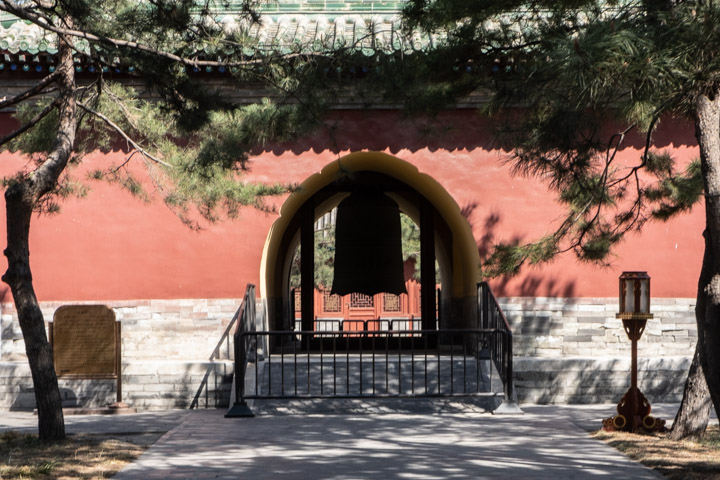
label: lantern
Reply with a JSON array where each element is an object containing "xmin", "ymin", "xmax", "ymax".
[
  {"xmin": 330, "ymin": 190, "xmax": 407, "ymax": 296},
  {"xmin": 618, "ymin": 271, "xmax": 651, "ymax": 318},
  {"xmin": 603, "ymin": 271, "xmax": 665, "ymax": 433}
]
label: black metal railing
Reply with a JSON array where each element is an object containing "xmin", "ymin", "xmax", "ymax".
[
  {"xmin": 189, "ymin": 307, "xmax": 237, "ymax": 409},
  {"xmin": 227, "ymin": 282, "xmax": 515, "ymax": 416},
  {"xmin": 238, "ymin": 329, "xmax": 504, "ymax": 400},
  {"xmin": 225, "ymin": 284, "xmax": 256, "ymax": 417},
  {"xmin": 478, "ymin": 281, "xmax": 515, "ymax": 404}
]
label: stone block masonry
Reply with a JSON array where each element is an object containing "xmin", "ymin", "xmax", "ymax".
[
  {"xmin": 0, "ymin": 360, "xmax": 233, "ymax": 410},
  {"xmin": 0, "ymin": 296, "xmax": 697, "ymax": 409},
  {"xmin": 0, "ymin": 298, "xmax": 243, "ymax": 410},
  {"xmin": 513, "ymin": 357, "xmax": 690, "ymax": 404},
  {"xmin": 502, "ymin": 297, "xmax": 696, "ymax": 404},
  {"xmin": 501, "ymin": 297, "xmax": 697, "ymax": 358}
]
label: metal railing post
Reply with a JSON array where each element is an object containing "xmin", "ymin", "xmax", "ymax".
[
  {"xmin": 226, "ymin": 284, "xmax": 256, "ymax": 418},
  {"xmin": 477, "ymin": 282, "xmax": 522, "ymax": 415},
  {"xmin": 504, "ymin": 330, "xmax": 514, "ymax": 403}
]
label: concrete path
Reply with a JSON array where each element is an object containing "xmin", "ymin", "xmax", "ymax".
[
  {"xmin": 4, "ymin": 402, "xmax": 708, "ymax": 479},
  {"xmin": 113, "ymin": 402, "xmax": 680, "ymax": 480},
  {"xmin": 0, "ymin": 409, "xmax": 190, "ymax": 436}
]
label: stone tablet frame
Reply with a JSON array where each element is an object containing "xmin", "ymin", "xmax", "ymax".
[{"xmin": 49, "ymin": 305, "xmax": 123, "ymax": 404}]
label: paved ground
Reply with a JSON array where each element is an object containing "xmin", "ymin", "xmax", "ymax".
[
  {"xmin": 0, "ymin": 409, "xmax": 190, "ymax": 436},
  {"xmin": 4, "ymin": 401, "xmax": 709, "ymax": 479}
]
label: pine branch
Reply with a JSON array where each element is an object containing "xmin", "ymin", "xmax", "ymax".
[
  {"xmin": 30, "ymin": 0, "xmax": 54, "ymax": 8},
  {"xmin": 103, "ymin": 86, "xmax": 142, "ymax": 133},
  {"xmin": 0, "ymin": 96, "xmax": 60, "ymax": 148},
  {"xmin": 607, "ymin": 108, "xmax": 665, "ymax": 190},
  {"xmin": 15, "ymin": 0, "xmax": 55, "ymax": 24},
  {"xmin": 76, "ymin": 101, "xmax": 172, "ymax": 168},
  {"xmin": 0, "ymin": 71, "xmax": 59, "ymax": 111},
  {"xmin": 0, "ymin": 2, "xmax": 335, "ymax": 69}
]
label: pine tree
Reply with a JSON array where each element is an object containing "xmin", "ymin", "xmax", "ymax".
[
  {"xmin": 395, "ymin": 0, "xmax": 719, "ymax": 438},
  {"xmin": 0, "ymin": 0, "xmax": 354, "ymax": 441}
]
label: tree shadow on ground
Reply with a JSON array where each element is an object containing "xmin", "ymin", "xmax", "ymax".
[{"xmin": 116, "ymin": 408, "xmax": 659, "ymax": 480}]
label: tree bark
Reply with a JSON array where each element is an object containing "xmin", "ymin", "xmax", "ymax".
[
  {"xmin": 2, "ymin": 33, "xmax": 77, "ymax": 442},
  {"xmin": 694, "ymin": 91, "xmax": 720, "ymax": 423},
  {"xmin": 3, "ymin": 184, "xmax": 66, "ymax": 441},
  {"xmin": 669, "ymin": 343, "xmax": 711, "ymax": 440}
]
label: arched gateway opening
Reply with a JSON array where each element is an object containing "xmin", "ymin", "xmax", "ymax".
[
  {"xmin": 260, "ymin": 152, "xmax": 481, "ymax": 336},
  {"xmin": 227, "ymin": 152, "xmax": 517, "ymax": 417}
]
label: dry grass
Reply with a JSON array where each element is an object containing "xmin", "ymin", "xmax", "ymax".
[
  {"xmin": 594, "ymin": 425, "xmax": 720, "ymax": 480},
  {"xmin": 0, "ymin": 430, "xmax": 161, "ymax": 479}
]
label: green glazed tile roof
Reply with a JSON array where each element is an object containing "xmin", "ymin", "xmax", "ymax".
[
  {"xmin": 0, "ymin": 1, "xmax": 439, "ymax": 57},
  {"xmin": 225, "ymin": 0, "xmax": 405, "ymax": 14},
  {"xmin": 220, "ymin": 14, "xmax": 436, "ymax": 55},
  {"xmin": 0, "ymin": 20, "xmax": 58, "ymax": 54},
  {"xmin": 258, "ymin": 0, "xmax": 405, "ymax": 13}
]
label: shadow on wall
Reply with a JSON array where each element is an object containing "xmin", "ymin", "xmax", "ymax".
[
  {"xmin": 255, "ymin": 110, "xmax": 698, "ymax": 158},
  {"xmin": 8, "ymin": 382, "xmax": 36, "ymax": 411},
  {"xmin": 185, "ymin": 362, "xmax": 234, "ymax": 410},
  {"xmin": 9, "ymin": 383, "xmax": 117, "ymax": 411},
  {"xmin": 494, "ymin": 275, "xmax": 577, "ymax": 298},
  {"xmin": 259, "ymin": 111, "xmax": 500, "ymax": 156},
  {"xmin": 514, "ymin": 358, "xmax": 689, "ymax": 404},
  {"xmin": 467, "ymin": 210, "xmax": 577, "ymax": 298},
  {"xmin": 189, "ymin": 311, "xmax": 238, "ymax": 409},
  {"xmin": 0, "ymin": 291, "xmax": 18, "ymax": 362},
  {"xmin": 57, "ymin": 383, "xmax": 115, "ymax": 409},
  {"xmin": 0, "ymin": 286, "xmax": 9, "ymax": 308}
]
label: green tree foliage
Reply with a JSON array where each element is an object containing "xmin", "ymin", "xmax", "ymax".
[
  {"xmin": 399, "ymin": 0, "xmax": 710, "ymax": 273},
  {"xmin": 395, "ymin": 0, "xmax": 718, "ymax": 438},
  {"xmin": 0, "ymin": 0, "xmax": 377, "ymax": 441}
]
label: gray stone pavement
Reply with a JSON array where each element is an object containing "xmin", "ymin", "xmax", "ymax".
[
  {"xmin": 0, "ymin": 409, "xmax": 190, "ymax": 435},
  {"xmin": 2, "ymin": 402, "xmax": 715, "ymax": 479}
]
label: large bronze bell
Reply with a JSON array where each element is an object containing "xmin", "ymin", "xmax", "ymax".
[{"xmin": 331, "ymin": 190, "xmax": 407, "ymax": 296}]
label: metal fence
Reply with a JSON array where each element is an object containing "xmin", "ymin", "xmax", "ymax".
[
  {"xmin": 478, "ymin": 281, "xmax": 515, "ymax": 404},
  {"xmin": 238, "ymin": 329, "xmax": 503, "ymax": 400},
  {"xmin": 227, "ymin": 282, "xmax": 515, "ymax": 417}
]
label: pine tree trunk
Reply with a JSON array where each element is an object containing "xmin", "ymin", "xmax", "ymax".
[
  {"xmin": 694, "ymin": 91, "xmax": 720, "ymax": 423},
  {"xmin": 669, "ymin": 223, "xmax": 714, "ymax": 440},
  {"xmin": 3, "ymin": 184, "xmax": 66, "ymax": 441},
  {"xmin": 1, "ymin": 33, "xmax": 77, "ymax": 442},
  {"xmin": 669, "ymin": 343, "xmax": 711, "ymax": 440}
]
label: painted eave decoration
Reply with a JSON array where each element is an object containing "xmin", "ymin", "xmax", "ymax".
[{"xmin": 0, "ymin": 0, "xmax": 443, "ymax": 75}]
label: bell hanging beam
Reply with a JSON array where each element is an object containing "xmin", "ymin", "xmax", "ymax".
[
  {"xmin": 331, "ymin": 191, "xmax": 407, "ymax": 296},
  {"xmin": 420, "ymin": 197, "xmax": 436, "ymax": 331},
  {"xmin": 300, "ymin": 200, "xmax": 315, "ymax": 339}
]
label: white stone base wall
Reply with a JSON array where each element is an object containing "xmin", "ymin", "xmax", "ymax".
[
  {"xmin": 0, "ymin": 296, "xmax": 697, "ymax": 410},
  {"xmin": 1, "ymin": 299, "xmax": 242, "ymax": 410},
  {"xmin": 514, "ymin": 357, "xmax": 690, "ymax": 404},
  {"xmin": 503, "ymin": 297, "xmax": 695, "ymax": 404},
  {"xmin": 501, "ymin": 297, "xmax": 697, "ymax": 358},
  {"xmin": 1, "ymin": 299, "xmax": 243, "ymax": 362},
  {"xmin": 1, "ymin": 360, "xmax": 234, "ymax": 410}
]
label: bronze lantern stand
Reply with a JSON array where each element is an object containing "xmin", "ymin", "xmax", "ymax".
[{"xmin": 602, "ymin": 272, "xmax": 666, "ymax": 433}]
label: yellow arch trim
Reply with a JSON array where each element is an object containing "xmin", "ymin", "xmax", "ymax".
[{"xmin": 260, "ymin": 151, "xmax": 480, "ymax": 300}]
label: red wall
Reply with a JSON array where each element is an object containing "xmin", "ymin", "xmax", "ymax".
[{"xmin": 0, "ymin": 110, "xmax": 704, "ymax": 302}]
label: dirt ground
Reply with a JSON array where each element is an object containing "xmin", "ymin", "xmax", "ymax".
[
  {"xmin": 595, "ymin": 425, "xmax": 720, "ymax": 480},
  {"xmin": 0, "ymin": 430, "xmax": 163, "ymax": 479}
]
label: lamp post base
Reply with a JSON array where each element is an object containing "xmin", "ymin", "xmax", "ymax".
[{"xmin": 603, "ymin": 386, "xmax": 666, "ymax": 433}]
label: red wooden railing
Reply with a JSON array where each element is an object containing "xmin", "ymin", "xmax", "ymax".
[{"xmin": 293, "ymin": 279, "xmax": 423, "ymax": 321}]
